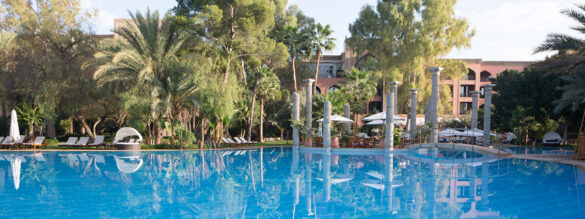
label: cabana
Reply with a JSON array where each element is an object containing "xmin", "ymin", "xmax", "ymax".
[{"xmin": 112, "ymin": 127, "xmax": 143, "ymax": 150}]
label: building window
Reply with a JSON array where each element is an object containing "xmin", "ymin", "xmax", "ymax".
[
  {"xmin": 459, "ymin": 85, "xmax": 474, "ymax": 97},
  {"xmin": 327, "ymin": 66, "xmax": 335, "ymax": 78},
  {"xmin": 460, "ymin": 102, "xmax": 472, "ymax": 115},
  {"xmin": 480, "ymin": 71, "xmax": 491, "ymax": 82},
  {"xmin": 462, "ymin": 69, "xmax": 476, "ymax": 80}
]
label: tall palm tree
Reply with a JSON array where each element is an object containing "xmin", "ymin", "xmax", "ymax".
[
  {"xmin": 535, "ymin": 4, "xmax": 585, "ymax": 112},
  {"xmin": 535, "ymin": 4, "xmax": 585, "ymax": 73},
  {"xmin": 310, "ymin": 23, "xmax": 336, "ymax": 94},
  {"xmin": 93, "ymin": 9, "xmax": 189, "ymax": 144},
  {"xmin": 257, "ymin": 69, "xmax": 281, "ymax": 142},
  {"xmin": 282, "ymin": 26, "xmax": 309, "ymax": 92}
]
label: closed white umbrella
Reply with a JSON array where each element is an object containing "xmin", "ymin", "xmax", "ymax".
[
  {"xmin": 362, "ymin": 112, "xmax": 406, "ymax": 121},
  {"xmin": 9, "ymin": 109, "xmax": 20, "ymax": 141}
]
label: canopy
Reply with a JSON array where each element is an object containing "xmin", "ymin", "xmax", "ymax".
[
  {"xmin": 438, "ymin": 128, "xmax": 465, "ymax": 137},
  {"xmin": 113, "ymin": 127, "xmax": 143, "ymax": 143},
  {"xmin": 9, "ymin": 109, "xmax": 20, "ymax": 141},
  {"xmin": 362, "ymin": 112, "xmax": 406, "ymax": 121},
  {"xmin": 317, "ymin": 114, "xmax": 354, "ymax": 123},
  {"xmin": 364, "ymin": 119, "xmax": 404, "ymax": 126},
  {"xmin": 543, "ymin": 132, "xmax": 561, "ymax": 141}
]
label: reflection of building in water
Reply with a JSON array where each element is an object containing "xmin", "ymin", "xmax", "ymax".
[{"xmin": 294, "ymin": 148, "xmax": 510, "ymax": 217}]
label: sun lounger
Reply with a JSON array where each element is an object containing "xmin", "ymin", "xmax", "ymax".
[
  {"xmin": 7, "ymin": 135, "xmax": 25, "ymax": 149},
  {"xmin": 88, "ymin": 135, "xmax": 105, "ymax": 148},
  {"xmin": 0, "ymin": 137, "xmax": 12, "ymax": 149},
  {"xmin": 237, "ymin": 137, "xmax": 256, "ymax": 144},
  {"xmin": 22, "ymin": 136, "xmax": 46, "ymax": 150},
  {"xmin": 72, "ymin": 137, "xmax": 90, "ymax": 147},
  {"xmin": 221, "ymin": 137, "xmax": 238, "ymax": 146},
  {"xmin": 59, "ymin": 137, "xmax": 78, "ymax": 148}
]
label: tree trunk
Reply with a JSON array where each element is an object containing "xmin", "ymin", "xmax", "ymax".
[
  {"xmin": 154, "ymin": 123, "xmax": 162, "ymax": 145},
  {"xmin": 313, "ymin": 50, "xmax": 322, "ymax": 95},
  {"xmin": 92, "ymin": 118, "xmax": 102, "ymax": 137},
  {"xmin": 247, "ymin": 76, "xmax": 260, "ymax": 141},
  {"xmin": 260, "ymin": 97, "xmax": 265, "ymax": 143},
  {"xmin": 280, "ymin": 128, "xmax": 284, "ymax": 141},
  {"xmin": 77, "ymin": 116, "xmax": 94, "ymax": 137},
  {"xmin": 67, "ymin": 117, "xmax": 74, "ymax": 134},
  {"xmin": 291, "ymin": 53, "xmax": 298, "ymax": 92},
  {"xmin": 169, "ymin": 116, "xmax": 176, "ymax": 147},
  {"xmin": 28, "ymin": 122, "xmax": 34, "ymax": 137}
]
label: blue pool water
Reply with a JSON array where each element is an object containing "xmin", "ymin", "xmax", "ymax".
[
  {"xmin": 0, "ymin": 147, "xmax": 584, "ymax": 218},
  {"xmin": 503, "ymin": 146, "xmax": 576, "ymax": 155}
]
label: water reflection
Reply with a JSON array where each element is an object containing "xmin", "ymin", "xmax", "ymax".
[{"xmin": 0, "ymin": 148, "xmax": 582, "ymax": 217}]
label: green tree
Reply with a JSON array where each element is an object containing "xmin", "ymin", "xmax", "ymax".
[
  {"xmin": 309, "ymin": 23, "xmax": 335, "ymax": 94},
  {"xmin": 257, "ymin": 68, "xmax": 282, "ymax": 142},
  {"xmin": 93, "ymin": 10, "xmax": 188, "ymax": 144},
  {"xmin": 340, "ymin": 68, "xmax": 377, "ymax": 127},
  {"xmin": 281, "ymin": 25, "xmax": 310, "ymax": 92},
  {"xmin": 347, "ymin": 0, "xmax": 474, "ymax": 113}
]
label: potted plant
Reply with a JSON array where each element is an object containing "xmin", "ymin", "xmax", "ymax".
[{"xmin": 331, "ymin": 126, "xmax": 341, "ymax": 148}]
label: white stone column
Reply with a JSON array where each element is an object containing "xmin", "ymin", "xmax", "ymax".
[
  {"xmin": 385, "ymin": 92, "xmax": 394, "ymax": 151},
  {"xmin": 409, "ymin": 89, "xmax": 418, "ymax": 142},
  {"xmin": 344, "ymin": 103, "xmax": 351, "ymax": 131},
  {"xmin": 471, "ymin": 91, "xmax": 480, "ymax": 144},
  {"xmin": 304, "ymin": 79, "xmax": 315, "ymax": 144},
  {"xmin": 390, "ymin": 82, "xmax": 400, "ymax": 116},
  {"xmin": 471, "ymin": 91, "xmax": 480, "ymax": 130},
  {"xmin": 429, "ymin": 67, "xmax": 443, "ymax": 144},
  {"xmin": 482, "ymin": 84, "xmax": 494, "ymax": 146},
  {"xmin": 292, "ymin": 92, "xmax": 300, "ymax": 146},
  {"xmin": 323, "ymin": 100, "xmax": 332, "ymax": 150}
]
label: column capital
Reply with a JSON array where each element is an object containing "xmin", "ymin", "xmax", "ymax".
[
  {"xmin": 481, "ymin": 84, "xmax": 495, "ymax": 88},
  {"xmin": 429, "ymin": 67, "xmax": 443, "ymax": 74},
  {"xmin": 409, "ymin": 88, "xmax": 418, "ymax": 93},
  {"xmin": 390, "ymin": 81, "xmax": 400, "ymax": 86},
  {"xmin": 303, "ymin": 79, "xmax": 315, "ymax": 84},
  {"xmin": 470, "ymin": 91, "xmax": 481, "ymax": 95}
]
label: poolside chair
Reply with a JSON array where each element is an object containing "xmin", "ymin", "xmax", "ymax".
[
  {"xmin": 238, "ymin": 137, "xmax": 256, "ymax": 144},
  {"xmin": 59, "ymin": 137, "xmax": 78, "ymax": 148},
  {"xmin": 22, "ymin": 136, "xmax": 46, "ymax": 150},
  {"xmin": 88, "ymin": 135, "xmax": 105, "ymax": 149},
  {"xmin": 7, "ymin": 135, "xmax": 25, "ymax": 149},
  {"xmin": 72, "ymin": 137, "xmax": 90, "ymax": 148},
  {"xmin": 0, "ymin": 137, "xmax": 9, "ymax": 149},
  {"xmin": 221, "ymin": 137, "xmax": 238, "ymax": 146}
]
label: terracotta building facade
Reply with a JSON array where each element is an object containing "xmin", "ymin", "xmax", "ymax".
[{"xmin": 310, "ymin": 46, "xmax": 532, "ymax": 117}]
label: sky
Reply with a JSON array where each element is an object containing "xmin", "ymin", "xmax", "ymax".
[{"xmin": 81, "ymin": 0, "xmax": 583, "ymax": 61}]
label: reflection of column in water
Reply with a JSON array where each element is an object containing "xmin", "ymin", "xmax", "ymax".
[
  {"xmin": 481, "ymin": 163, "xmax": 489, "ymax": 207},
  {"xmin": 260, "ymin": 148, "xmax": 264, "ymax": 187},
  {"xmin": 304, "ymin": 154, "xmax": 313, "ymax": 215},
  {"xmin": 384, "ymin": 153, "xmax": 394, "ymax": 212},
  {"xmin": 292, "ymin": 147, "xmax": 300, "ymax": 206},
  {"xmin": 323, "ymin": 152, "xmax": 331, "ymax": 201}
]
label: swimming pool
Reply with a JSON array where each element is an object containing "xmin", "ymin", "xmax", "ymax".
[
  {"xmin": 0, "ymin": 148, "xmax": 584, "ymax": 217},
  {"xmin": 502, "ymin": 146, "xmax": 576, "ymax": 155}
]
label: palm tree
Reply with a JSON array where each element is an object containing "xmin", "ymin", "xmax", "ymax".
[
  {"xmin": 281, "ymin": 26, "xmax": 310, "ymax": 92},
  {"xmin": 340, "ymin": 68, "xmax": 378, "ymax": 127},
  {"xmin": 535, "ymin": 4, "xmax": 585, "ymax": 112},
  {"xmin": 257, "ymin": 69, "xmax": 281, "ymax": 142},
  {"xmin": 93, "ymin": 9, "xmax": 188, "ymax": 144},
  {"xmin": 310, "ymin": 23, "xmax": 336, "ymax": 94},
  {"xmin": 535, "ymin": 4, "xmax": 585, "ymax": 74}
]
